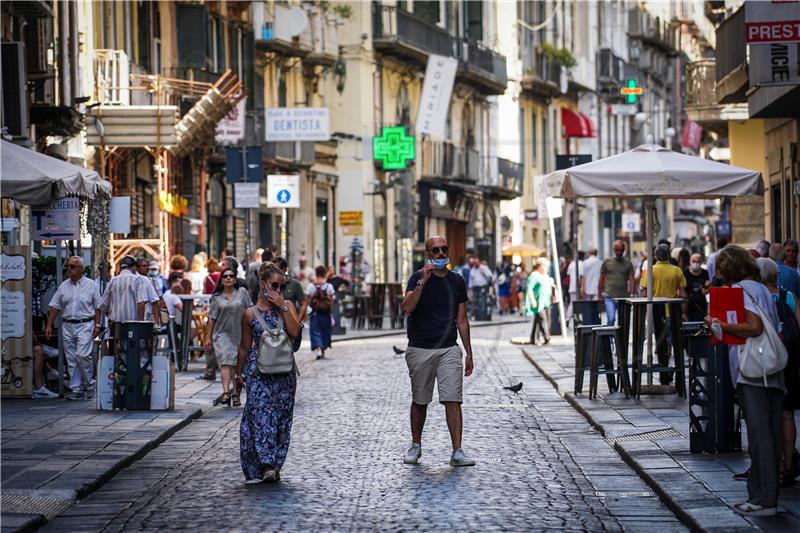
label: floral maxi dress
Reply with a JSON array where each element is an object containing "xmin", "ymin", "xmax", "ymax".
[{"xmin": 240, "ymin": 307, "xmax": 297, "ymax": 480}]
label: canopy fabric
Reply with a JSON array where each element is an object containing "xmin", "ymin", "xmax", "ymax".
[
  {"xmin": 542, "ymin": 144, "xmax": 762, "ymax": 199},
  {"xmin": 561, "ymin": 108, "xmax": 596, "ymax": 138},
  {"xmin": 0, "ymin": 140, "xmax": 112, "ymax": 205},
  {"xmin": 502, "ymin": 243, "xmax": 546, "ymax": 257}
]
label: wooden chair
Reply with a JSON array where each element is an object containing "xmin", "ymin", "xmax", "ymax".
[{"xmin": 367, "ymin": 284, "xmax": 386, "ymax": 329}]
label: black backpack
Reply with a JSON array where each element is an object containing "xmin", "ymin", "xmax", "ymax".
[{"xmin": 776, "ymin": 289, "xmax": 800, "ymax": 350}]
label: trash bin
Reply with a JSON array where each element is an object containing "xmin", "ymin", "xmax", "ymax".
[
  {"xmin": 683, "ymin": 322, "xmax": 741, "ymax": 453},
  {"xmin": 550, "ymin": 304, "xmax": 561, "ymax": 336},
  {"xmin": 112, "ymin": 321, "xmax": 156, "ymax": 410}
]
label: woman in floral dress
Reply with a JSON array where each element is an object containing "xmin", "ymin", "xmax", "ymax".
[{"xmin": 237, "ymin": 263, "xmax": 301, "ymax": 483}]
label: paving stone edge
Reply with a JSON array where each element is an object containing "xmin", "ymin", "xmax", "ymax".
[
  {"xmin": 520, "ymin": 347, "xmax": 712, "ymax": 533},
  {"xmin": 8, "ymin": 407, "xmax": 204, "ymax": 533}
]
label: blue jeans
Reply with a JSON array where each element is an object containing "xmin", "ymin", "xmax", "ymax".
[{"xmin": 604, "ymin": 297, "xmax": 618, "ymax": 326}]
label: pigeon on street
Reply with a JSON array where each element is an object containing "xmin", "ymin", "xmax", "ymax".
[
  {"xmin": 393, "ymin": 345, "xmax": 406, "ymax": 355},
  {"xmin": 503, "ymin": 382, "xmax": 523, "ymax": 393}
]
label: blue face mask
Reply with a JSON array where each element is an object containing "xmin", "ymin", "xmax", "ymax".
[{"xmin": 431, "ymin": 258, "xmax": 450, "ymax": 270}]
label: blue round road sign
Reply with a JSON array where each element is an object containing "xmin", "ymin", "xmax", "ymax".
[{"xmin": 277, "ymin": 189, "xmax": 291, "ymax": 204}]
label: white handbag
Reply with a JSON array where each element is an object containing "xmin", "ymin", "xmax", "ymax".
[
  {"xmin": 251, "ymin": 306, "xmax": 295, "ymax": 375},
  {"xmin": 738, "ymin": 288, "xmax": 788, "ymax": 386}
]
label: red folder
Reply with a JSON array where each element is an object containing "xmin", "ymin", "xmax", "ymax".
[{"xmin": 709, "ymin": 287, "xmax": 746, "ymax": 345}]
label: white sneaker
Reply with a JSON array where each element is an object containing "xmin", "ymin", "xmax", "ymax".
[
  {"xmin": 33, "ymin": 386, "xmax": 59, "ymax": 399},
  {"xmin": 450, "ymin": 449, "xmax": 476, "ymax": 467},
  {"xmin": 403, "ymin": 443, "xmax": 422, "ymax": 464}
]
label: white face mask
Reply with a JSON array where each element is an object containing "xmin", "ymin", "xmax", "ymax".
[{"xmin": 690, "ymin": 262, "xmax": 701, "ymax": 271}]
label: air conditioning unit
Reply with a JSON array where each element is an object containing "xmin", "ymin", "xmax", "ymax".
[{"xmin": 1, "ymin": 42, "xmax": 30, "ymax": 138}]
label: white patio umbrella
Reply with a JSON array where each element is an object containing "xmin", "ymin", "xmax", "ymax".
[
  {"xmin": 542, "ymin": 144, "xmax": 762, "ymax": 379},
  {"xmin": 0, "ymin": 140, "xmax": 111, "ymax": 204}
]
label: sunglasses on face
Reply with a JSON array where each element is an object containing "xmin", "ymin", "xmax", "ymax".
[
  {"xmin": 428, "ymin": 246, "xmax": 449, "ymax": 255},
  {"xmin": 270, "ymin": 282, "xmax": 287, "ymax": 291},
  {"xmin": 68, "ymin": 264, "xmax": 81, "ymax": 270},
  {"xmin": 221, "ymin": 274, "xmax": 236, "ymax": 280}
]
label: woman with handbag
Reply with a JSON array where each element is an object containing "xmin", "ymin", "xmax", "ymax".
[
  {"xmin": 306, "ymin": 265, "xmax": 335, "ymax": 359},
  {"xmin": 238, "ymin": 263, "xmax": 301, "ymax": 483},
  {"xmin": 205, "ymin": 267, "xmax": 252, "ymax": 407},
  {"xmin": 705, "ymin": 245, "xmax": 787, "ymax": 517}
]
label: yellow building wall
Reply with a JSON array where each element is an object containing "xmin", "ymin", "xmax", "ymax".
[{"xmin": 729, "ymin": 119, "xmax": 767, "ymax": 246}]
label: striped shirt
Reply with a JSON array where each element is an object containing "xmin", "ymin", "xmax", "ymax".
[
  {"xmin": 99, "ymin": 269, "xmax": 151, "ymax": 322},
  {"xmin": 49, "ymin": 276, "xmax": 101, "ymax": 320},
  {"xmin": 138, "ymin": 273, "xmax": 161, "ymax": 320}
]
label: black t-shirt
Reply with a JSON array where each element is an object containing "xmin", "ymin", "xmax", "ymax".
[
  {"xmin": 684, "ymin": 268, "xmax": 709, "ymax": 317},
  {"xmin": 405, "ymin": 270, "xmax": 468, "ymax": 349}
]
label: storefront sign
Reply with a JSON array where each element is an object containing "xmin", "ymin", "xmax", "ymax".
[
  {"xmin": 159, "ymin": 192, "xmax": 189, "ymax": 217},
  {"xmin": 416, "ymin": 54, "xmax": 458, "ymax": 139},
  {"xmin": 234, "ymin": 182, "xmax": 260, "ymax": 209},
  {"xmin": 265, "ymin": 107, "xmax": 330, "ymax": 141},
  {"xmin": 748, "ymin": 41, "xmax": 800, "ymax": 87},
  {"xmin": 373, "ymin": 126, "xmax": 415, "ymax": 170},
  {"xmin": 215, "ymin": 96, "xmax": 246, "ymax": 144},
  {"xmin": 267, "ymin": 175, "xmax": 300, "ymax": 208},
  {"xmin": 745, "ymin": 1, "xmax": 800, "ymax": 43},
  {"xmin": 0, "ymin": 245, "xmax": 32, "ymax": 397},
  {"xmin": 620, "ymin": 79, "xmax": 643, "ymax": 104},
  {"xmin": 30, "ymin": 198, "xmax": 80, "ymax": 240},
  {"xmin": 338, "ymin": 211, "xmax": 364, "ymax": 236},
  {"xmin": 609, "ymin": 104, "xmax": 638, "ymax": 116}
]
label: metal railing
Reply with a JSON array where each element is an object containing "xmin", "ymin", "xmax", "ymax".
[
  {"xmin": 685, "ymin": 59, "xmax": 717, "ymax": 108},
  {"xmin": 520, "ymin": 33, "xmax": 560, "ymax": 85},
  {"xmin": 372, "ymin": 4, "xmax": 455, "ymax": 58},
  {"xmin": 497, "ymin": 157, "xmax": 524, "ymax": 196},
  {"xmin": 715, "ymin": 7, "xmax": 745, "ymax": 83},
  {"xmin": 459, "ymin": 39, "xmax": 508, "ymax": 87},
  {"xmin": 94, "ymin": 49, "xmax": 130, "ymax": 105}
]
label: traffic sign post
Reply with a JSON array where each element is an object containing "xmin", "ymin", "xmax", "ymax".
[{"xmin": 621, "ymin": 212, "xmax": 641, "ymax": 234}]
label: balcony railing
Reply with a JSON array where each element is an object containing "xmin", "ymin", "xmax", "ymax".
[
  {"xmin": 255, "ymin": 3, "xmax": 313, "ymax": 56},
  {"xmin": 519, "ymin": 27, "xmax": 561, "ymax": 94},
  {"xmin": 597, "ymin": 48, "xmax": 624, "ymax": 85},
  {"xmin": 628, "ymin": 8, "xmax": 678, "ymax": 52},
  {"xmin": 685, "ymin": 59, "xmax": 717, "ymax": 108},
  {"xmin": 714, "ymin": 6, "xmax": 747, "ymax": 104},
  {"xmin": 458, "ymin": 40, "xmax": 508, "ymax": 91},
  {"xmin": 481, "ymin": 157, "xmax": 524, "ymax": 198},
  {"xmin": 372, "ymin": 5, "xmax": 455, "ymax": 59},
  {"xmin": 306, "ymin": 7, "xmax": 339, "ymax": 66}
]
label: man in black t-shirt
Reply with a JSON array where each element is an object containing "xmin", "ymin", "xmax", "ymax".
[
  {"xmin": 401, "ymin": 236, "xmax": 475, "ymax": 467},
  {"xmin": 684, "ymin": 252, "xmax": 709, "ymax": 322}
]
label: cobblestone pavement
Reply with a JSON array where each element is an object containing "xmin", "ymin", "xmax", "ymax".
[{"xmin": 44, "ymin": 323, "xmax": 685, "ymax": 532}]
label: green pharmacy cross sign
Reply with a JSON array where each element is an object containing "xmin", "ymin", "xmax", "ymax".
[
  {"xmin": 373, "ymin": 126, "xmax": 415, "ymax": 170},
  {"xmin": 619, "ymin": 79, "xmax": 643, "ymax": 104}
]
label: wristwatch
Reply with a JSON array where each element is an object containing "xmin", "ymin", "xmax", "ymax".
[
  {"xmin": 281, "ymin": 305, "xmax": 289, "ymax": 312},
  {"xmin": 416, "ymin": 279, "xmax": 425, "ymax": 288}
]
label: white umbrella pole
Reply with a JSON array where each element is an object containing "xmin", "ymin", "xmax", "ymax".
[
  {"xmin": 645, "ymin": 199, "xmax": 655, "ymax": 386},
  {"xmin": 549, "ymin": 216, "xmax": 568, "ymax": 338}
]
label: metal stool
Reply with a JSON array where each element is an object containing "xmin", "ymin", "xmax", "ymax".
[
  {"xmin": 574, "ymin": 325, "xmax": 595, "ymax": 394},
  {"xmin": 588, "ymin": 326, "xmax": 622, "ymax": 399}
]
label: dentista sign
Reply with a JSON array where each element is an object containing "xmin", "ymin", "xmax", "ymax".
[
  {"xmin": 265, "ymin": 107, "xmax": 330, "ymax": 142},
  {"xmin": 745, "ymin": 1, "xmax": 800, "ymax": 44}
]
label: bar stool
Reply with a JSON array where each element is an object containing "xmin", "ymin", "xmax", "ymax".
[
  {"xmin": 574, "ymin": 325, "xmax": 596, "ymax": 394},
  {"xmin": 589, "ymin": 326, "xmax": 627, "ymax": 399}
]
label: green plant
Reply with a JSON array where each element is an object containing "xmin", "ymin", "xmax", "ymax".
[
  {"xmin": 332, "ymin": 4, "xmax": 352, "ymax": 20},
  {"xmin": 540, "ymin": 43, "xmax": 577, "ymax": 68}
]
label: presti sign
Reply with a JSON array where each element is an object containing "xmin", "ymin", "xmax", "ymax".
[{"xmin": 745, "ymin": 1, "xmax": 800, "ymax": 44}]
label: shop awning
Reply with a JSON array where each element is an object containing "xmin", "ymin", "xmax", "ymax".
[{"xmin": 561, "ymin": 108, "xmax": 596, "ymax": 138}]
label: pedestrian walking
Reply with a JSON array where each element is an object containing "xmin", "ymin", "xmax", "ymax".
[
  {"xmin": 401, "ymin": 236, "xmax": 475, "ymax": 467},
  {"xmin": 238, "ymin": 263, "xmax": 301, "ymax": 483},
  {"xmin": 274, "ymin": 257, "xmax": 307, "ymax": 323},
  {"xmin": 684, "ymin": 253, "xmax": 710, "ymax": 322},
  {"xmin": 136, "ymin": 257, "xmax": 162, "ymax": 322},
  {"xmin": 205, "ymin": 267, "xmax": 252, "ymax": 407},
  {"xmin": 99, "ymin": 255, "xmax": 151, "ymax": 325},
  {"xmin": 598, "ymin": 240, "xmax": 634, "ymax": 326},
  {"xmin": 784, "ymin": 239, "xmax": 799, "ymax": 272},
  {"xmin": 203, "ymin": 257, "xmax": 221, "ymax": 295},
  {"xmin": 640, "ymin": 245, "xmax": 687, "ymax": 386},
  {"xmin": 769, "ymin": 243, "xmax": 800, "ymax": 298},
  {"xmin": 706, "ymin": 237, "xmax": 727, "ymax": 285},
  {"xmin": 526, "ymin": 258, "xmax": 553, "ymax": 346},
  {"xmin": 44, "ymin": 256, "xmax": 102, "ymax": 400},
  {"xmin": 579, "ymin": 248, "xmax": 602, "ymax": 324},
  {"xmin": 565, "ymin": 251, "xmax": 585, "ymax": 324},
  {"xmin": 757, "ymin": 257, "xmax": 800, "ymax": 487},
  {"xmin": 514, "ymin": 263, "xmax": 528, "ymax": 316},
  {"xmin": 467, "ymin": 256, "xmax": 493, "ymax": 320},
  {"xmin": 495, "ymin": 256, "xmax": 513, "ymax": 315},
  {"xmin": 187, "ymin": 253, "xmax": 208, "ymax": 294},
  {"xmin": 704, "ymin": 246, "xmax": 785, "ymax": 516},
  {"xmin": 169, "ymin": 254, "xmax": 188, "ymax": 278},
  {"xmin": 293, "ymin": 256, "xmax": 315, "ymax": 290},
  {"xmin": 306, "ymin": 266, "xmax": 334, "ymax": 359}
]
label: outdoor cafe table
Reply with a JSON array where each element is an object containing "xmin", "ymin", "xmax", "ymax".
[{"xmin": 616, "ymin": 297, "xmax": 687, "ymax": 398}]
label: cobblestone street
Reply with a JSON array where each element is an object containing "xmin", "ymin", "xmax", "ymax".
[{"xmin": 44, "ymin": 324, "xmax": 684, "ymax": 532}]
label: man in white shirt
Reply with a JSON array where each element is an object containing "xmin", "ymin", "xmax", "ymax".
[
  {"xmin": 467, "ymin": 257, "xmax": 493, "ymax": 320},
  {"xmin": 579, "ymin": 248, "xmax": 602, "ymax": 324},
  {"xmin": 45, "ymin": 256, "xmax": 102, "ymax": 400},
  {"xmin": 293, "ymin": 256, "xmax": 316, "ymax": 290},
  {"xmin": 99, "ymin": 255, "xmax": 150, "ymax": 324},
  {"xmin": 565, "ymin": 253, "xmax": 584, "ymax": 322}
]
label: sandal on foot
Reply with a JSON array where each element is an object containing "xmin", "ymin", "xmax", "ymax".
[
  {"xmin": 733, "ymin": 502, "xmax": 777, "ymax": 516},
  {"xmin": 220, "ymin": 393, "xmax": 231, "ymax": 406},
  {"xmin": 261, "ymin": 467, "xmax": 278, "ymax": 483},
  {"xmin": 232, "ymin": 393, "xmax": 241, "ymax": 407}
]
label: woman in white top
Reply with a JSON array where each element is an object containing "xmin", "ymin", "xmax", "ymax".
[
  {"xmin": 305, "ymin": 265, "xmax": 335, "ymax": 359},
  {"xmin": 705, "ymin": 245, "xmax": 784, "ymax": 517},
  {"xmin": 162, "ymin": 283, "xmax": 184, "ymax": 318},
  {"xmin": 187, "ymin": 253, "xmax": 208, "ymax": 295}
]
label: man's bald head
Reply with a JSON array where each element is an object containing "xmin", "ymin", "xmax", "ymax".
[
  {"xmin": 612, "ymin": 240, "xmax": 625, "ymax": 258},
  {"xmin": 425, "ymin": 236, "xmax": 447, "ymax": 250}
]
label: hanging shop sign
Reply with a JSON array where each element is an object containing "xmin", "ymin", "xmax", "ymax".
[
  {"xmin": 30, "ymin": 198, "xmax": 80, "ymax": 241},
  {"xmin": 265, "ymin": 107, "xmax": 330, "ymax": 142},
  {"xmin": 416, "ymin": 54, "xmax": 458, "ymax": 139},
  {"xmin": 373, "ymin": 126, "xmax": 416, "ymax": 170},
  {"xmin": 267, "ymin": 175, "xmax": 300, "ymax": 208},
  {"xmin": 215, "ymin": 96, "xmax": 246, "ymax": 144},
  {"xmin": 619, "ymin": 79, "xmax": 643, "ymax": 103},
  {"xmin": 745, "ymin": 1, "xmax": 800, "ymax": 44},
  {"xmin": 159, "ymin": 192, "xmax": 189, "ymax": 217},
  {"xmin": 338, "ymin": 211, "xmax": 364, "ymax": 236},
  {"xmin": 225, "ymin": 146, "xmax": 264, "ymax": 183}
]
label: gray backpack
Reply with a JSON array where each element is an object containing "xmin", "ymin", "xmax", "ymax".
[{"xmin": 250, "ymin": 306, "xmax": 295, "ymax": 374}]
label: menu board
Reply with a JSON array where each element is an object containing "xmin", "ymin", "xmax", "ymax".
[{"xmin": 0, "ymin": 246, "xmax": 32, "ymax": 397}]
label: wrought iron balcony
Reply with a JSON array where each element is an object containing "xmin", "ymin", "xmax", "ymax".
[
  {"xmin": 519, "ymin": 27, "xmax": 561, "ymax": 96},
  {"xmin": 457, "ymin": 40, "xmax": 508, "ymax": 94},
  {"xmin": 372, "ymin": 5, "xmax": 455, "ymax": 62},
  {"xmin": 255, "ymin": 3, "xmax": 313, "ymax": 57},
  {"xmin": 628, "ymin": 8, "xmax": 678, "ymax": 53},
  {"xmin": 482, "ymin": 157, "xmax": 524, "ymax": 199},
  {"xmin": 421, "ymin": 140, "xmax": 485, "ymax": 183},
  {"xmin": 685, "ymin": 59, "xmax": 747, "ymax": 131},
  {"xmin": 597, "ymin": 48, "xmax": 624, "ymax": 86}
]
